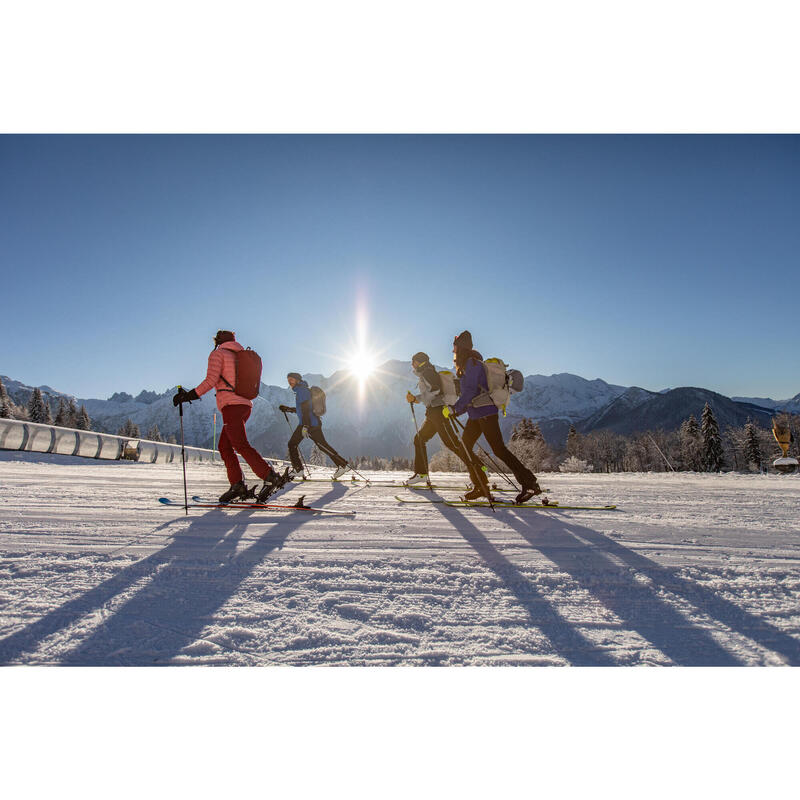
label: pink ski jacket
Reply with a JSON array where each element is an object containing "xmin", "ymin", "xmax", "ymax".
[{"xmin": 194, "ymin": 341, "xmax": 252, "ymax": 411}]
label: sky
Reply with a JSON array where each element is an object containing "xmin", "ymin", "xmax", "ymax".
[{"xmin": 1, "ymin": 134, "xmax": 798, "ymax": 400}]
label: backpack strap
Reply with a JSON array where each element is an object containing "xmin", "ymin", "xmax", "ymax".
[{"xmin": 216, "ymin": 347, "xmax": 237, "ymax": 393}]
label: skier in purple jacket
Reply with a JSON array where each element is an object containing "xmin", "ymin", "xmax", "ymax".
[{"xmin": 449, "ymin": 330, "xmax": 542, "ymax": 504}]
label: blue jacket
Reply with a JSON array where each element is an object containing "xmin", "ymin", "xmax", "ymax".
[
  {"xmin": 293, "ymin": 380, "xmax": 320, "ymax": 428},
  {"xmin": 453, "ymin": 357, "xmax": 497, "ymax": 420}
]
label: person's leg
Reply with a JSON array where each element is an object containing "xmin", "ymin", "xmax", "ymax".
[
  {"xmin": 438, "ymin": 413, "xmax": 488, "ymax": 490},
  {"xmin": 217, "ymin": 420, "xmax": 244, "ymax": 485},
  {"xmin": 221, "ymin": 405, "xmax": 273, "ymax": 481},
  {"xmin": 460, "ymin": 417, "xmax": 481, "ymax": 457},
  {"xmin": 478, "ymin": 414, "xmax": 537, "ymax": 488},
  {"xmin": 308, "ymin": 426, "xmax": 347, "ymax": 468},
  {"xmin": 287, "ymin": 424, "xmax": 305, "ymax": 472},
  {"xmin": 413, "ymin": 411, "xmax": 438, "ymax": 474}
]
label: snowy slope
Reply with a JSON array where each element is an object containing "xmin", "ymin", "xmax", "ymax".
[{"xmin": 1, "ymin": 451, "xmax": 798, "ymax": 666}]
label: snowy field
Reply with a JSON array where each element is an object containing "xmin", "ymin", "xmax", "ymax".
[{"xmin": 1, "ymin": 451, "xmax": 799, "ymax": 666}]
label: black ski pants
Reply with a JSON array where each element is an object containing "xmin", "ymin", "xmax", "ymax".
[
  {"xmin": 288, "ymin": 423, "xmax": 347, "ymax": 471},
  {"xmin": 460, "ymin": 413, "xmax": 537, "ymax": 489},
  {"xmin": 413, "ymin": 406, "xmax": 487, "ymax": 488}
]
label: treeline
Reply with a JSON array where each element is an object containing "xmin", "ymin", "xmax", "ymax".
[
  {"xmin": 432, "ymin": 402, "xmax": 799, "ymax": 475},
  {"xmin": 0, "ymin": 378, "xmax": 171, "ymax": 443},
  {"xmin": 0, "ymin": 379, "xmax": 93, "ymax": 430}
]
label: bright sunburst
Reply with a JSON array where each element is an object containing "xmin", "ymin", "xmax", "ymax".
[{"xmin": 348, "ymin": 350, "xmax": 378, "ymax": 382}]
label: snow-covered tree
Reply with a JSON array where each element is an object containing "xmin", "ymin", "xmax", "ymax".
[
  {"xmin": 66, "ymin": 397, "xmax": 79, "ymax": 428},
  {"xmin": 118, "ymin": 418, "xmax": 140, "ymax": 437},
  {"xmin": 559, "ymin": 455, "xmax": 593, "ymax": 473},
  {"xmin": 679, "ymin": 414, "xmax": 702, "ymax": 471},
  {"xmin": 308, "ymin": 444, "xmax": 328, "ymax": 467},
  {"xmin": 701, "ymin": 403, "xmax": 724, "ymax": 472},
  {"xmin": 146, "ymin": 424, "xmax": 163, "ymax": 442},
  {"xmin": 0, "ymin": 377, "xmax": 12, "ymax": 419},
  {"xmin": 54, "ymin": 397, "xmax": 69, "ymax": 427},
  {"xmin": 744, "ymin": 421, "xmax": 763, "ymax": 471},
  {"xmin": 566, "ymin": 424, "xmax": 582, "ymax": 458},
  {"xmin": 28, "ymin": 388, "xmax": 50, "ymax": 424},
  {"xmin": 75, "ymin": 406, "xmax": 91, "ymax": 431}
]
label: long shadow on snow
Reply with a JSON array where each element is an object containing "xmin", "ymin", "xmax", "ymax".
[
  {"xmin": 500, "ymin": 510, "xmax": 800, "ymax": 666},
  {"xmin": 432, "ymin": 501, "xmax": 618, "ymax": 665},
  {"xmin": 0, "ymin": 485, "xmax": 346, "ymax": 666}
]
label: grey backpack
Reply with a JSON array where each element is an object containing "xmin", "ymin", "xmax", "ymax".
[{"xmin": 310, "ymin": 385, "xmax": 327, "ymax": 417}]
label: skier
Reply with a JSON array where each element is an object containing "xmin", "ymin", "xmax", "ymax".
[
  {"xmin": 448, "ymin": 330, "xmax": 542, "ymax": 504},
  {"xmin": 172, "ymin": 330, "xmax": 279, "ymax": 503},
  {"xmin": 405, "ymin": 351, "xmax": 490, "ymax": 497},
  {"xmin": 278, "ymin": 372, "xmax": 351, "ymax": 480}
]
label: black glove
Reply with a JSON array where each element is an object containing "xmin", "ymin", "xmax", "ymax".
[
  {"xmin": 279, "ymin": 404, "xmax": 295, "ymax": 413},
  {"xmin": 173, "ymin": 387, "xmax": 199, "ymax": 406}
]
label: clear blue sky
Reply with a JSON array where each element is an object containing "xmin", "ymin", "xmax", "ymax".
[{"xmin": 2, "ymin": 134, "xmax": 798, "ymax": 400}]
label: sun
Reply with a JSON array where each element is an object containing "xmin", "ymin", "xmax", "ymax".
[{"xmin": 348, "ymin": 349, "xmax": 378, "ymax": 381}]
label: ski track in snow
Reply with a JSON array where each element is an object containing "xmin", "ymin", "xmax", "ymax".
[{"xmin": 1, "ymin": 452, "xmax": 799, "ymax": 666}]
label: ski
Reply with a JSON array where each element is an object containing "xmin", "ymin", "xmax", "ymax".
[
  {"xmin": 158, "ymin": 496, "xmax": 355, "ymax": 516},
  {"xmin": 393, "ymin": 495, "xmax": 616, "ymax": 510},
  {"xmin": 293, "ymin": 478, "xmax": 546, "ymax": 493}
]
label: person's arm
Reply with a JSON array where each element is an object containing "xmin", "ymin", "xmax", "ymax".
[
  {"xmin": 295, "ymin": 385, "xmax": 313, "ymax": 426},
  {"xmin": 453, "ymin": 359, "xmax": 480, "ymax": 415},
  {"xmin": 421, "ymin": 364, "xmax": 443, "ymax": 396},
  {"xmin": 194, "ymin": 350, "xmax": 223, "ymax": 397}
]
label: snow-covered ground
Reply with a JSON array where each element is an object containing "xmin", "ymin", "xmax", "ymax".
[{"xmin": 1, "ymin": 451, "xmax": 799, "ymax": 666}]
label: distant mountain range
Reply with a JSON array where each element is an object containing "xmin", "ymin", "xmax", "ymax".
[{"xmin": 3, "ymin": 368, "xmax": 798, "ymax": 459}]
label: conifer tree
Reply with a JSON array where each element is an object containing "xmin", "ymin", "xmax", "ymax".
[
  {"xmin": 28, "ymin": 388, "xmax": 49, "ymax": 423},
  {"xmin": 679, "ymin": 414, "xmax": 702, "ymax": 471},
  {"xmin": 118, "ymin": 418, "xmax": 140, "ymax": 437},
  {"xmin": 566, "ymin": 424, "xmax": 582, "ymax": 458},
  {"xmin": 76, "ymin": 406, "xmax": 91, "ymax": 431},
  {"xmin": 0, "ymin": 377, "xmax": 11, "ymax": 419},
  {"xmin": 701, "ymin": 403, "xmax": 724, "ymax": 472},
  {"xmin": 146, "ymin": 424, "xmax": 162, "ymax": 442},
  {"xmin": 744, "ymin": 421, "xmax": 763, "ymax": 471},
  {"xmin": 67, "ymin": 397, "xmax": 79, "ymax": 428},
  {"xmin": 54, "ymin": 397, "xmax": 69, "ymax": 427}
]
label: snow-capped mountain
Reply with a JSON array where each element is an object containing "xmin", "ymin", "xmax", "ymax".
[
  {"xmin": 733, "ymin": 393, "xmax": 800, "ymax": 414},
  {"xmin": 4, "ymin": 368, "xmax": 797, "ymax": 457}
]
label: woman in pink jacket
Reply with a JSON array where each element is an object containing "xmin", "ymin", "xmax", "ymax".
[{"xmin": 173, "ymin": 330, "xmax": 278, "ymax": 503}]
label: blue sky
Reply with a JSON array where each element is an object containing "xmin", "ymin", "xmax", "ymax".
[{"xmin": 1, "ymin": 134, "xmax": 798, "ymax": 400}]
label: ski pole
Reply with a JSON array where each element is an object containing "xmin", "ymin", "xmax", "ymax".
[
  {"xmin": 409, "ymin": 400, "xmax": 432, "ymax": 489},
  {"xmin": 449, "ymin": 413, "xmax": 520, "ymax": 491},
  {"xmin": 282, "ymin": 409, "xmax": 311, "ymax": 478},
  {"xmin": 177, "ymin": 385, "xmax": 189, "ymax": 515}
]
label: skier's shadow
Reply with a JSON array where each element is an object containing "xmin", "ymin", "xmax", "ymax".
[
  {"xmin": 0, "ymin": 485, "xmax": 346, "ymax": 666},
  {"xmin": 432, "ymin": 501, "xmax": 618, "ymax": 665},
  {"xmin": 500, "ymin": 510, "xmax": 800, "ymax": 666}
]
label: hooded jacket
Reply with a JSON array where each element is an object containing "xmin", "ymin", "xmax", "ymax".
[
  {"xmin": 413, "ymin": 361, "xmax": 445, "ymax": 408},
  {"xmin": 453, "ymin": 356, "xmax": 497, "ymax": 419},
  {"xmin": 194, "ymin": 340, "xmax": 252, "ymax": 411},
  {"xmin": 293, "ymin": 380, "xmax": 320, "ymax": 428}
]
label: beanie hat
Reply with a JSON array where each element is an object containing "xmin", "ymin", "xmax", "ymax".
[
  {"xmin": 214, "ymin": 330, "xmax": 235, "ymax": 346},
  {"xmin": 453, "ymin": 330, "xmax": 473, "ymax": 350},
  {"xmin": 287, "ymin": 372, "xmax": 302, "ymax": 382},
  {"xmin": 411, "ymin": 351, "xmax": 429, "ymax": 365}
]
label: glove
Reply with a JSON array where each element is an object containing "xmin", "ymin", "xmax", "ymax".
[
  {"xmin": 442, "ymin": 405, "xmax": 452, "ymax": 419},
  {"xmin": 406, "ymin": 391, "xmax": 417, "ymax": 404},
  {"xmin": 279, "ymin": 405, "xmax": 295, "ymax": 413},
  {"xmin": 301, "ymin": 426, "xmax": 310, "ymax": 438},
  {"xmin": 173, "ymin": 387, "xmax": 199, "ymax": 406}
]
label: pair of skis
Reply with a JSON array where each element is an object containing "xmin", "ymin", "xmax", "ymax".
[
  {"xmin": 394, "ymin": 495, "xmax": 617, "ymax": 511},
  {"xmin": 158, "ymin": 493, "xmax": 355, "ymax": 516}
]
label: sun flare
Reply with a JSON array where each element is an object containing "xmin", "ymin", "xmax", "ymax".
[{"xmin": 348, "ymin": 350, "xmax": 378, "ymax": 382}]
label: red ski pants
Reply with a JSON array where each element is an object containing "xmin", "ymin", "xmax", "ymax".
[{"xmin": 218, "ymin": 404, "xmax": 272, "ymax": 485}]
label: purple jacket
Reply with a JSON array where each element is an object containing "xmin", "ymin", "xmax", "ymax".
[{"xmin": 453, "ymin": 357, "xmax": 497, "ymax": 419}]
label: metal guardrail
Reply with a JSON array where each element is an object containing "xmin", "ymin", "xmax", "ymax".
[{"xmin": 0, "ymin": 418, "xmax": 216, "ymax": 463}]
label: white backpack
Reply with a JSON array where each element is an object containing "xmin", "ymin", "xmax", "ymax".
[
  {"xmin": 437, "ymin": 371, "xmax": 459, "ymax": 406},
  {"xmin": 475, "ymin": 358, "xmax": 525, "ymax": 416}
]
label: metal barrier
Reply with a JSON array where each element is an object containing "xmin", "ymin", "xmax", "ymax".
[{"xmin": 0, "ymin": 418, "xmax": 216, "ymax": 463}]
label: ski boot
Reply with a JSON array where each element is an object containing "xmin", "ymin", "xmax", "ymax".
[
  {"xmin": 218, "ymin": 481, "xmax": 250, "ymax": 504},
  {"xmin": 256, "ymin": 467, "xmax": 289, "ymax": 504},
  {"xmin": 405, "ymin": 473, "xmax": 429, "ymax": 486},
  {"xmin": 332, "ymin": 464, "xmax": 352, "ymax": 480},
  {"xmin": 515, "ymin": 479, "xmax": 543, "ymax": 505}
]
